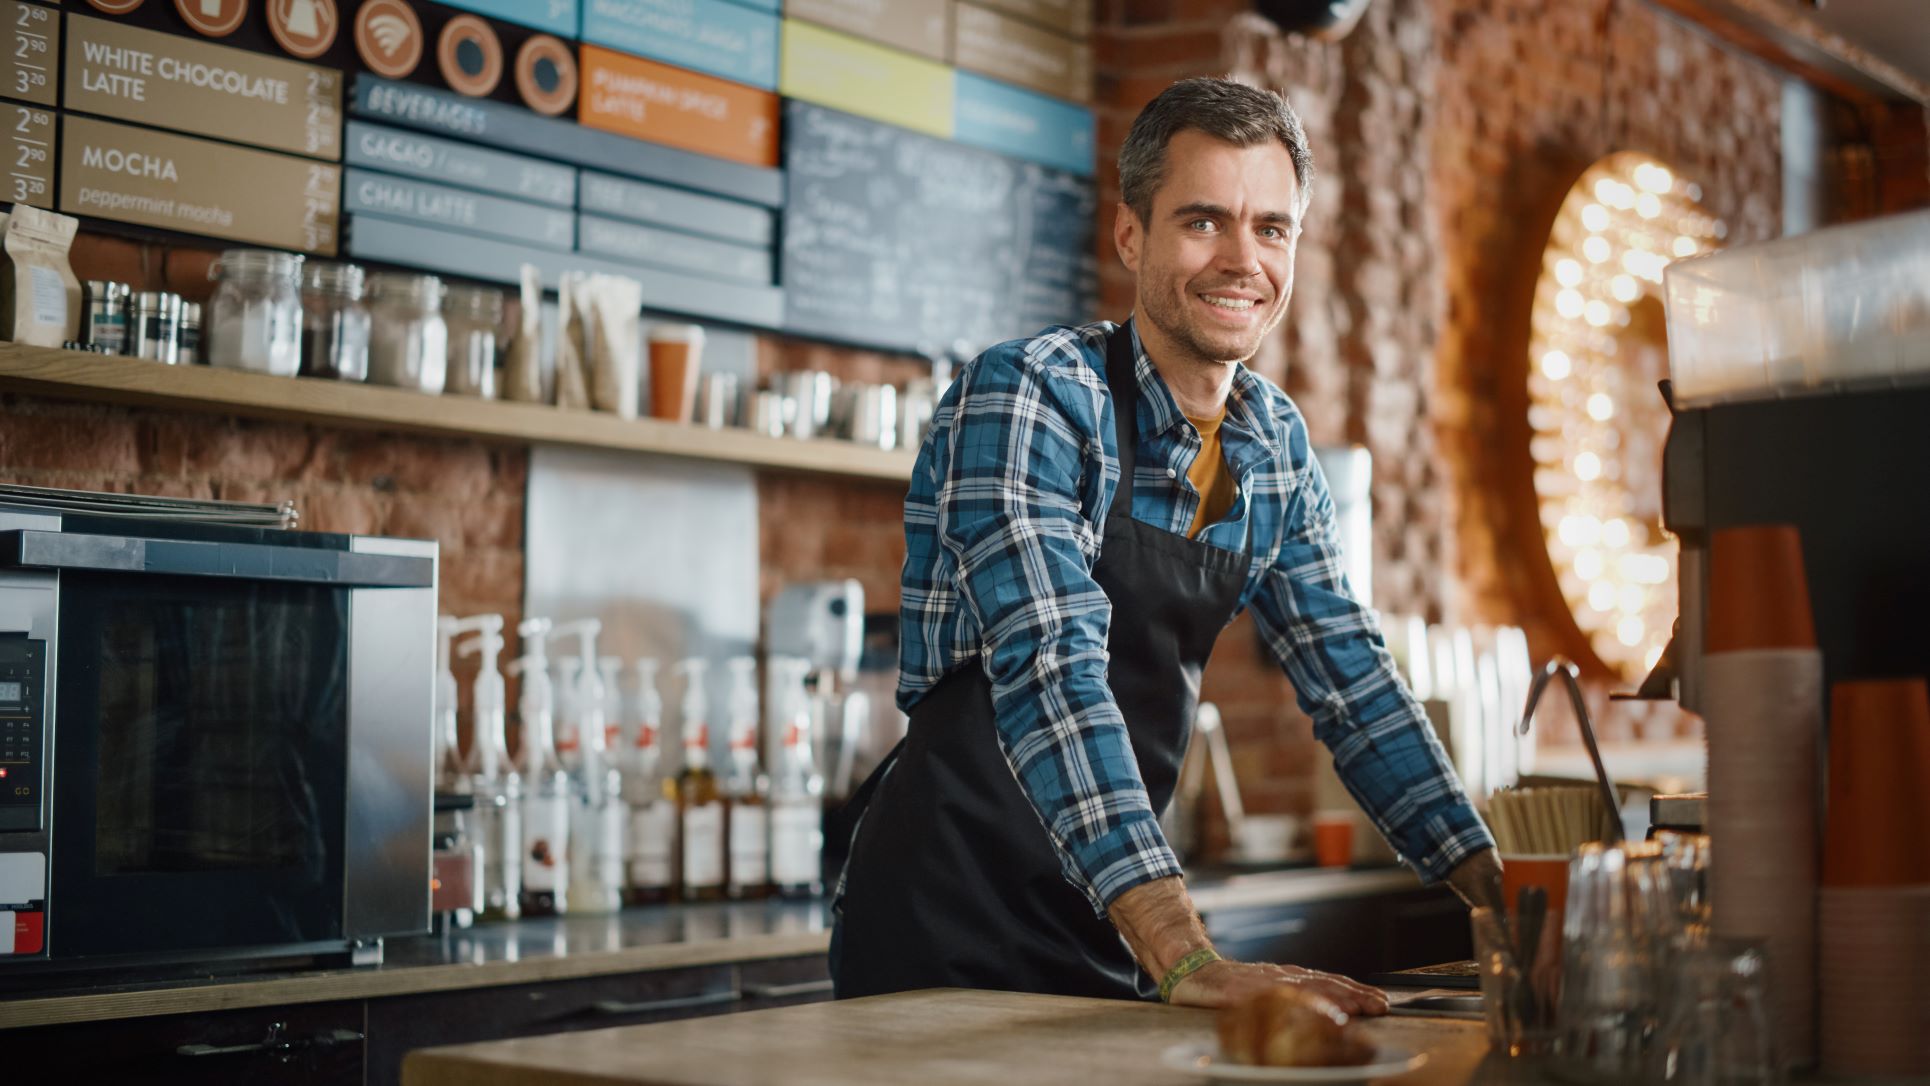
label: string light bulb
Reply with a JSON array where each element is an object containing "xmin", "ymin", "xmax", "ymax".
[{"xmin": 1526, "ymin": 153, "xmax": 1725, "ymax": 677}]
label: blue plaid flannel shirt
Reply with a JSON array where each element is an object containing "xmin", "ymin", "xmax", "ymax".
[{"xmin": 896, "ymin": 318, "xmax": 1492, "ymax": 915}]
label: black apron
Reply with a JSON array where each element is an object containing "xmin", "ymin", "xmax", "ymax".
[{"xmin": 832, "ymin": 324, "xmax": 1253, "ymax": 1001}]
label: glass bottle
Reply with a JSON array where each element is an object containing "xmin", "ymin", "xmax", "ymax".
[
  {"xmin": 299, "ymin": 261, "xmax": 370, "ymax": 381},
  {"xmin": 723, "ymin": 656, "xmax": 770, "ymax": 900},
  {"xmin": 208, "ymin": 248, "xmax": 303, "ymax": 377},
  {"xmin": 367, "ymin": 271, "xmax": 448, "ymax": 393},
  {"xmin": 444, "ymin": 283, "xmax": 503, "ymax": 398},
  {"xmin": 769, "ymin": 657, "xmax": 825, "ymax": 899},
  {"xmin": 674, "ymin": 658, "xmax": 725, "ymax": 902},
  {"xmin": 624, "ymin": 658, "xmax": 676, "ymax": 905},
  {"xmin": 513, "ymin": 619, "xmax": 570, "ymax": 917}
]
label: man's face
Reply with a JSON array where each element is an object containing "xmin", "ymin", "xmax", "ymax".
[{"xmin": 1114, "ymin": 129, "xmax": 1302, "ymax": 367}]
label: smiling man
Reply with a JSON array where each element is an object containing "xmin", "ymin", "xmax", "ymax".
[{"xmin": 832, "ymin": 78, "xmax": 1500, "ymax": 1009}]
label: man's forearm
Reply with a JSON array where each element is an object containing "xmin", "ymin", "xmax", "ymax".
[
  {"xmin": 1107, "ymin": 876, "xmax": 1214, "ymax": 979},
  {"xmin": 1444, "ymin": 848, "xmax": 1504, "ymax": 912}
]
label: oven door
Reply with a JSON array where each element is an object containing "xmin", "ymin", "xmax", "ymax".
[{"xmin": 12, "ymin": 529, "xmax": 434, "ymax": 961}]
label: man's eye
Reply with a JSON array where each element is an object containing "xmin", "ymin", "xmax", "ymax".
[{"xmin": 1188, "ymin": 219, "xmax": 1215, "ymax": 232}]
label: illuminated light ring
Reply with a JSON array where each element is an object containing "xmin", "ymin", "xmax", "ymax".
[{"xmin": 1526, "ymin": 152, "xmax": 1724, "ymax": 678}]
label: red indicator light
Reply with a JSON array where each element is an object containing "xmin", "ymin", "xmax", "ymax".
[{"xmin": 0, "ymin": 768, "xmax": 8, "ymax": 777}]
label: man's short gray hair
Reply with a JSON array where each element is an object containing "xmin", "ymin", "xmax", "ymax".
[{"xmin": 1117, "ymin": 77, "xmax": 1315, "ymax": 224}]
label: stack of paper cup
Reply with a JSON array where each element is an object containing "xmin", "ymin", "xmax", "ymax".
[
  {"xmin": 1701, "ymin": 524, "xmax": 1821, "ymax": 1069},
  {"xmin": 1819, "ymin": 679, "xmax": 1930, "ymax": 1078}
]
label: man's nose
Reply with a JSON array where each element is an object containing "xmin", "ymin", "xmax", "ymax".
[{"xmin": 1216, "ymin": 228, "xmax": 1262, "ymax": 279}]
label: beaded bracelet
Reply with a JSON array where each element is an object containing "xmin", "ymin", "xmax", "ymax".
[{"xmin": 1158, "ymin": 947, "xmax": 1223, "ymax": 1003}]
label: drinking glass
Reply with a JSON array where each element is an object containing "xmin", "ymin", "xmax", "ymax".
[
  {"xmin": 1554, "ymin": 841, "xmax": 1683, "ymax": 1082},
  {"xmin": 1650, "ymin": 934, "xmax": 1782, "ymax": 1084}
]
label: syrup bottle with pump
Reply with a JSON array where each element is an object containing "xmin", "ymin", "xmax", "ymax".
[
  {"xmin": 510, "ymin": 618, "xmax": 570, "ymax": 917},
  {"xmin": 673, "ymin": 658, "xmax": 725, "ymax": 902},
  {"xmin": 624, "ymin": 658, "xmax": 676, "ymax": 905},
  {"xmin": 723, "ymin": 656, "xmax": 770, "ymax": 899},
  {"xmin": 458, "ymin": 620, "xmax": 521, "ymax": 920}
]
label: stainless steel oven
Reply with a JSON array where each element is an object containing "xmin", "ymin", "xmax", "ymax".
[{"xmin": 0, "ymin": 503, "xmax": 437, "ymax": 974}]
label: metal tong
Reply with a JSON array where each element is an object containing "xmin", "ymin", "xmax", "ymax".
[{"xmin": 1518, "ymin": 657, "xmax": 1624, "ymax": 843}]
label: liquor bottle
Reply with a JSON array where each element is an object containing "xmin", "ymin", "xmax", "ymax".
[
  {"xmin": 512, "ymin": 618, "xmax": 570, "ymax": 917},
  {"xmin": 769, "ymin": 656, "xmax": 826, "ymax": 899},
  {"xmin": 624, "ymin": 658, "xmax": 676, "ymax": 905},
  {"xmin": 674, "ymin": 657, "xmax": 725, "ymax": 902},
  {"xmin": 458, "ymin": 620, "xmax": 521, "ymax": 920},
  {"xmin": 723, "ymin": 656, "xmax": 770, "ymax": 900}
]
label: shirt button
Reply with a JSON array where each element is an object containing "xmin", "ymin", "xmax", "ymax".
[{"xmin": 1166, "ymin": 468, "xmax": 1177, "ymax": 479}]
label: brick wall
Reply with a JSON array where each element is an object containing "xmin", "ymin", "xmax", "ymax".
[{"xmin": 4, "ymin": 1, "xmax": 1924, "ymax": 850}]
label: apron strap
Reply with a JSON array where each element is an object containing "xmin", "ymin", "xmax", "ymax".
[{"xmin": 1103, "ymin": 321, "xmax": 1140, "ymax": 520}]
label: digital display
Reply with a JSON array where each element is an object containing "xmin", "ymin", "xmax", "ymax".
[{"xmin": 0, "ymin": 682, "xmax": 20, "ymax": 702}]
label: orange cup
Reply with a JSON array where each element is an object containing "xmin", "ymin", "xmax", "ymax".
[
  {"xmin": 1823, "ymin": 679, "xmax": 1930, "ymax": 887},
  {"xmin": 1500, "ymin": 854, "xmax": 1571, "ymax": 922},
  {"xmin": 1706, "ymin": 524, "xmax": 1816, "ymax": 653},
  {"xmin": 1312, "ymin": 816, "xmax": 1354, "ymax": 868},
  {"xmin": 648, "ymin": 324, "xmax": 705, "ymax": 422}
]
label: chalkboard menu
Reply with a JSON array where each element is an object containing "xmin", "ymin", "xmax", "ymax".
[{"xmin": 780, "ymin": 100, "xmax": 1096, "ymax": 355}]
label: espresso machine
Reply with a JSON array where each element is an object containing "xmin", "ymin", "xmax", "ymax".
[{"xmin": 1657, "ymin": 209, "xmax": 1930, "ymax": 710}]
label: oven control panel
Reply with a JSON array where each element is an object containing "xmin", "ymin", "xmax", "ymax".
[{"xmin": 0, "ymin": 636, "xmax": 45, "ymax": 833}]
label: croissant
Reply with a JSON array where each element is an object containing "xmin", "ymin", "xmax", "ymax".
[{"xmin": 1216, "ymin": 987, "xmax": 1374, "ymax": 1067}]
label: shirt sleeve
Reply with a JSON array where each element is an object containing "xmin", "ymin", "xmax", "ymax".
[
  {"xmin": 933, "ymin": 341, "xmax": 1182, "ymax": 915},
  {"xmin": 1248, "ymin": 418, "xmax": 1494, "ymax": 884}
]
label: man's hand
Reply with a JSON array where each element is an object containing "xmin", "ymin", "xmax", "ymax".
[
  {"xmin": 1107, "ymin": 877, "xmax": 1388, "ymax": 1016},
  {"xmin": 1169, "ymin": 960, "xmax": 1390, "ymax": 1015},
  {"xmin": 1444, "ymin": 848, "xmax": 1504, "ymax": 912}
]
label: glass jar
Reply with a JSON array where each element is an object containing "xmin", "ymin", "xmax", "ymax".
[
  {"xmin": 444, "ymin": 284, "xmax": 504, "ymax": 399},
  {"xmin": 301, "ymin": 262, "xmax": 371, "ymax": 382},
  {"xmin": 207, "ymin": 249, "xmax": 303, "ymax": 377},
  {"xmin": 367, "ymin": 272, "xmax": 448, "ymax": 393}
]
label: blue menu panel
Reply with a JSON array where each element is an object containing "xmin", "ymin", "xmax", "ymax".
[
  {"xmin": 580, "ymin": 0, "xmax": 779, "ymax": 90},
  {"xmin": 953, "ymin": 72, "xmax": 1095, "ymax": 178},
  {"xmin": 438, "ymin": 0, "xmax": 579, "ymax": 36}
]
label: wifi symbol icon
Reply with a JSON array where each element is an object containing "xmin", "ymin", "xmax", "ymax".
[{"xmin": 355, "ymin": 0, "xmax": 423, "ymax": 78}]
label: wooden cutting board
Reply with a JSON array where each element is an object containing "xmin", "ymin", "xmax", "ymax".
[{"xmin": 401, "ymin": 987, "xmax": 1493, "ymax": 1086}]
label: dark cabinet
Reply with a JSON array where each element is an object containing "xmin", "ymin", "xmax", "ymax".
[
  {"xmin": 9, "ymin": 1000, "xmax": 366, "ymax": 1085},
  {"xmin": 1202, "ymin": 887, "xmax": 1471, "ymax": 977},
  {"xmin": 366, "ymin": 954, "xmax": 831, "ymax": 1086}
]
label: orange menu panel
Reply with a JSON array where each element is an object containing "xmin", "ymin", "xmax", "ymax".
[{"xmin": 578, "ymin": 45, "xmax": 779, "ymax": 169}]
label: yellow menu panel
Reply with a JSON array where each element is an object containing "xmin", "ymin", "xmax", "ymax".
[{"xmin": 780, "ymin": 18, "xmax": 952, "ymax": 139}]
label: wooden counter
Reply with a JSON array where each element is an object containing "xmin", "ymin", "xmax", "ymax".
[{"xmin": 401, "ymin": 988, "xmax": 1500, "ymax": 1086}]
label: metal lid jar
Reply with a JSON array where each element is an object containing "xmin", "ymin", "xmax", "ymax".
[
  {"xmin": 301, "ymin": 262, "xmax": 371, "ymax": 382},
  {"xmin": 207, "ymin": 249, "xmax": 303, "ymax": 377},
  {"xmin": 367, "ymin": 272, "xmax": 448, "ymax": 394}
]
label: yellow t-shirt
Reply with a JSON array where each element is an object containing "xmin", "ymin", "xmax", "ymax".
[{"xmin": 1185, "ymin": 409, "xmax": 1238, "ymax": 540}]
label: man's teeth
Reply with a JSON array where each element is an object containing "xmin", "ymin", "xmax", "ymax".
[{"xmin": 1203, "ymin": 296, "xmax": 1255, "ymax": 310}]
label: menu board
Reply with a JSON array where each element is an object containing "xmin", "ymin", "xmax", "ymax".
[
  {"xmin": 344, "ymin": 120, "xmax": 576, "ymax": 207},
  {"xmin": 954, "ymin": 72, "xmax": 1093, "ymax": 177},
  {"xmin": 784, "ymin": 0, "xmax": 949, "ymax": 62},
  {"xmin": 953, "ymin": 2, "xmax": 1091, "ymax": 104},
  {"xmin": 343, "ymin": 167, "xmax": 574, "ymax": 250},
  {"xmin": 577, "ymin": 212, "xmax": 771, "ymax": 285},
  {"xmin": 440, "ymin": 0, "xmax": 580, "ymax": 37},
  {"xmin": 971, "ymin": 0, "xmax": 1092, "ymax": 38},
  {"xmin": 580, "ymin": 0, "xmax": 778, "ymax": 90},
  {"xmin": 780, "ymin": 18, "xmax": 953, "ymax": 139},
  {"xmin": 2, "ymin": 101, "xmax": 53, "ymax": 205},
  {"xmin": 63, "ymin": 14, "xmax": 342, "ymax": 161},
  {"xmin": 781, "ymin": 101, "xmax": 1095, "ymax": 354},
  {"xmin": 59, "ymin": 114, "xmax": 340, "ymax": 254},
  {"xmin": 0, "ymin": 0, "xmax": 57, "ymax": 108},
  {"xmin": 578, "ymin": 44, "xmax": 778, "ymax": 169}
]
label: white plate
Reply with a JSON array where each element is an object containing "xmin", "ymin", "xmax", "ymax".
[{"xmin": 1159, "ymin": 1042, "xmax": 1427, "ymax": 1082}]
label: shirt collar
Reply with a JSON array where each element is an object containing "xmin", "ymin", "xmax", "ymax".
[{"xmin": 1124, "ymin": 317, "xmax": 1279, "ymax": 459}]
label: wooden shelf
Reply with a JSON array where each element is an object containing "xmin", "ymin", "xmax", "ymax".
[{"xmin": 0, "ymin": 343, "xmax": 918, "ymax": 483}]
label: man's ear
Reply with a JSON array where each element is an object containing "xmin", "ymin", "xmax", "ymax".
[{"xmin": 1113, "ymin": 202, "xmax": 1143, "ymax": 274}]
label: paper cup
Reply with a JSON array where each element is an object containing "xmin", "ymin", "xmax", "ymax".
[
  {"xmin": 1312, "ymin": 814, "xmax": 1353, "ymax": 868},
  {"xmin": 1824, "ymin": 678, "xmax": 1930, "ymax": 887},
  {"xmin": 647, "ymin": 323, "xmax": 705, "ymax": 422},
  {"xmin": 1706, "ymin": 524, "xmax": 1816, "ymax": 652}
]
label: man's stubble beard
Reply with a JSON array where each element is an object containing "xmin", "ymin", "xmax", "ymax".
[{"xmin": 1138, "ymin": 264, "xmax": 1283, "ymax": 369}]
